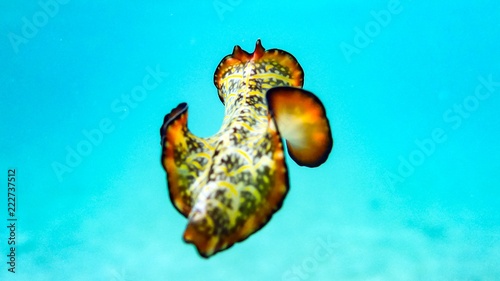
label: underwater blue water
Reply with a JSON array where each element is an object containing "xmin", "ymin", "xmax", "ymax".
[{"xmin": 1, "ymin": 0, "xmax": 500, "ymax": 280}]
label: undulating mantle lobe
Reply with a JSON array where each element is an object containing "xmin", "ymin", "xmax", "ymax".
[{"xmin": 160, "ymin": 40, "xmax": 333, "ymax": 258}]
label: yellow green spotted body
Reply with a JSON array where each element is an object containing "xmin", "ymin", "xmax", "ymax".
[{"xmin": 160, "ymin": 40, "xmax": 333, "ymax": 258}]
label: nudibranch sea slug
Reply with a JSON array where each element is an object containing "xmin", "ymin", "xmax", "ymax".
[{"xmin": 160, "ymin": 40, "xmax": 333, "ymax": 258}]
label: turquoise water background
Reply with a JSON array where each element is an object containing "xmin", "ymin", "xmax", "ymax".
[{"xmin": 1, "ymin": 1, "xmax": 500, "ymax": 280}]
